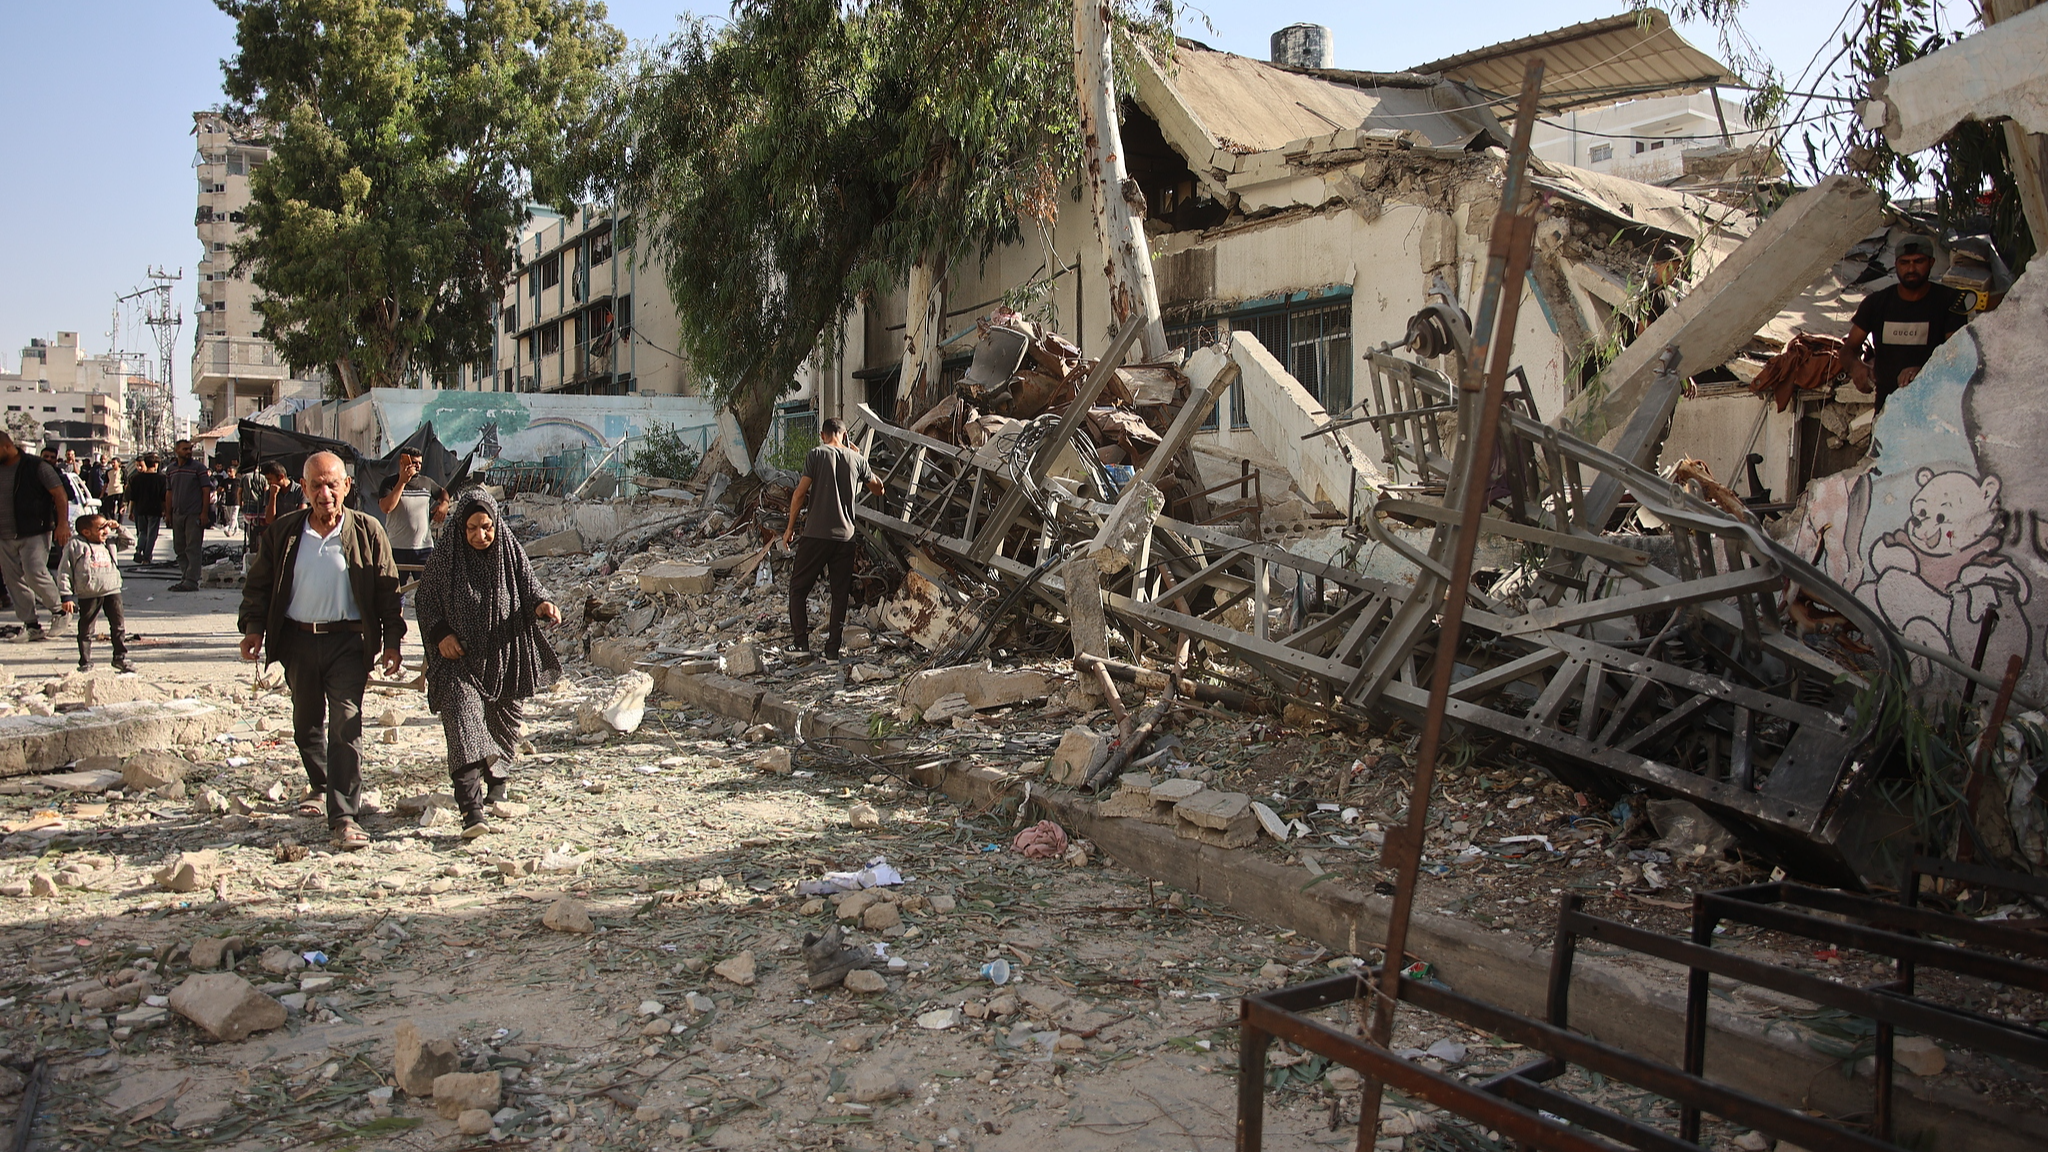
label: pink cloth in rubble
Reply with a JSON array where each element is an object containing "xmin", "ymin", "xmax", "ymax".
[{"xmin": 1012, "ymin": 819, "xmax": 1068, "ymax": 859}]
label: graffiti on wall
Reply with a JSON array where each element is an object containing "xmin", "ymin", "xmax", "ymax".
[
  {"xmin": 1789, "ymin": 269, "xmax": 2048, "ymax": 692},
  {"xmin": 333, "ymin": 389, "xmax": 719, "ymax": 464}
]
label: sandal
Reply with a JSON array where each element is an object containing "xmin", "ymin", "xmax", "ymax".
[
  {"xmin": 296, "ymin": 799, "xmax": 324, "ymax": 818},
  {"xmin": 331, "ymin": 819, "xmax": 370, "ymax": 851}
]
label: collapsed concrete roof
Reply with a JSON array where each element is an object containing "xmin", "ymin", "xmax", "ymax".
[{"xmin": 1411, "ymin": 8, "xmax": 1735, "ymax": 114}]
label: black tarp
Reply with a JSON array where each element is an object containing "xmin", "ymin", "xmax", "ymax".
[{"xmin": 236, "ymin": 419, "xmax": 473, "ymax": 515}]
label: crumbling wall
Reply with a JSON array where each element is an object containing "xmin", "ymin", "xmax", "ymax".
[
  {"xmin": 1786, "ymin": 264, "xmax": 2048, "ymax": 697},
  {"xmin": 1217, "ymin": 332, "xmax": 1383, "ymax": 508}
]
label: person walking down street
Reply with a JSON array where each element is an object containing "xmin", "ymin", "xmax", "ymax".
[
  {"xmin": 0, "ymin": 432, "xmax": 71, "ymax": 643},
  {"xmin": 417, "ymin": 489, "xmax": 561, "ymax": 838},
  {"xmin": 103, "ymin": 458, "xmax": 124, "ymax": 524},
  {"xmin": 127, "ymin": 455, "xmax": 165, "ymax": 563},
  {"xmin": 781, "ymin": 418, "xmax": 884, "ymax": 660},
  {"xmin": 238, "ymin": 452, "xmax": 405, "ymax": 851},
  {"xmin": 220, "ymin": 461, "xmax": 243, "ymax": 535},
  {"xmin": 377, "ymin": 447, "xmax": 448, "ymax": 572},
  {"xmin": 163, "ymin": 440, "xmax": 214, "ymax": 591},
  {"xmin": 55, "ymin": 513, "xmax": 134, "ymax": 674}
]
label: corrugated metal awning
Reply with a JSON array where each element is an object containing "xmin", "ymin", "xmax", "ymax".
[{"xmin": 1412, "ymin": 9, "xmax": 1732, "ymax": 114}]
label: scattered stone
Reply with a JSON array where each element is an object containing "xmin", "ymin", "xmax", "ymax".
[
  {"xmin": 899, "ymin": 663, "xmax": 1051, "ymax": 712},
  {"xmin": 920, "ymin": 693, "xmax": 975, "ymax": 724},
  {"xmin": 457, "ymin": 1108, "xmax": 494, "ymax": 1135},
  {"xmin": 637, "ymin": 999, "xmax": 666, "ymax": 1016},
  {"xmin": 172, "ymin": 1098, "xmax": 234, "ymax": 1130},
  {"xmin": 713, "ymin": 951, "xmax": 756, "ymax": 986},
  {"xmin": 755, "ymin": 748, "xmax": 792, "ymax": 774},
  {"xmin": 526, "ymin": 528, "xmax": 589, "ymax": 558},
  {"xmin": 1894, "ymin": 1036, "xmax": 1947, "ymax": 1077},
  {"xmin": 154, "ymin": 851, "xmax": 219, "ymax": 894},
  {"xmin": 634, "ymin": 1103, "xmax": 666, "ymax": 1122},
  {"xmin": 487, "ymin": 800, "xmax": 529, "ymax": 818},
  {"xmin": 722, "ymin": 640, "xmax": 762, "ymax": 677},
  {"xmin": 600, "ymin": 671, "xmax": 656, "ymax": 734},
  {"xmin": 843, "ymin": 969, "xmax": 887, "ymax": 994},
  {"xmin": 861, "ymin": 902, "xmax": 902, "ymax": 931},
  {"xmin": 167, "ymin": 973, "xmax": 287, "ymax": 1042},
  {"xmin": 258, "ymin": 947, "xmax": 306, "ymax": 975},
  {"xmin": 542, "ymin": 897, "xmax": 594, "ymax": 933},
  {"xmin": 985, "ymin": 993, "xmax": 1018, "ymax": 1017},
  {"xmin": 29, "ymin": 874, "xmax": 58, "ymax": 898},
  {"xmin": 81, "ymin": 983, "xmax": 144, "ymax": 1012},
  {"xmin": 1259, "ymin": 962, "xmax": 1290, "ymax": 983},
  {"xmin": 431, "ymin": 1072, "xmax": 502, "ymax": 1119},
  {"xmin": 1047, "ymin": 726, "xmax": 1110, "ymax": 786},
  {"xmin": 122, "ymin": 751, "xmax": 190, "ymax": 791},
  {"xmin": 638, "ymin": 563, "xmax": 714, "ymax": 595},
  {"xmin": 640, "ymin": 1017, "xmax": 671, "ymax": 1037},
  {"xmin": 846, "ymin": 1062, "xmax": 906, "ymax": 1102},
  {"xmin": 847, "ymin": 802, "xmax": 881, "ymax": 830},
  {"xmin": 1173, "ymin": 790, "xmax": 1258, "ymax": 848},
  {"xmin": 685, "ymin": 992, "xmax": 716, "ymax": 1014},
  {"xmin": 915, "ymin": 1007, "xmax": 962, "ymax": 1030},
  {"xmin": 276, "ymin": 992, "xmax": 308, "ymax": 1014},
  {"xmin": 33, "ymin": 768, "xmax": 124, "ymax": 792}
]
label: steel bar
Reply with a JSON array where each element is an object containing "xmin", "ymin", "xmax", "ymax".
[
  {"xmin": 1360, "ymin": 58, "xmax": 1549, "ymax": 1151},
  {"xmin": 1962, "ymin": 653, "xmax": 2025, "ymax": 864}
]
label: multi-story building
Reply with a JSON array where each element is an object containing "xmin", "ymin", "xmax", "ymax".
[
  {"xmin": 0, "ymin": 332, "xmax": 141, "ymax": 461},
  {"xmin": 189, "ymin": 111, "xmax": 323, "ymax": 429},
  {"xmin": 466, "ymin": 205, "xmax": 691, "ymax": 396},
  {"xmin": 1531, "ymin": 91, "xmax": 1770, "ymax": 185}
]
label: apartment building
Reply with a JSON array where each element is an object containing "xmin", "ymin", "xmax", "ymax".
[
  {"xmin": 189, "ymin": 111, "xmax": 323, "ymax": 429},
  {"xmin": 1, "ymin": 332, "xmax": 138, "ymax": 460},
  {"xmin": 467, "ymin": 205, "xmax": 691, "ymax": 396},
  {"xmin": 1531, "ymin": 90, "xmax": 1769, "ymax": 184}
]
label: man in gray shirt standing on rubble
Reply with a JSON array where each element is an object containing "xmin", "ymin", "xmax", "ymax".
[
  {"xmin": 781, "ymin": 418, "xmax": 884, "ymax": 659},
  {"xmin": 0, "ymin": 432, "xmax": 71, "ymax": 642}
]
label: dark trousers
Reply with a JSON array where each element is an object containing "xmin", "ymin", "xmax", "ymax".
[
  {"xmin": 449, "ymin": 758, "xmax": 508, "ymax": 815},
  {"xmin": 789, "ymin": 536, "xmax": 858, "ymax": 653},
  {"xmin": 171, "ymin": 513, "xmax": 205, "ymax": 584},
  {"xmin": 134, "ymin": 515, "xmax": 161, "ymax": 563},
  {"xmin": 75, "ymin": 594, "xmax": 127, "ymax": 666},
  {"xmin": 283, "ymin": 631, "xmax": 368, "ymax": 825}
]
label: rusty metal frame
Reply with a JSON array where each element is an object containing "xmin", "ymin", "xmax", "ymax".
[{"xmin": 1236, "ymin": 969, "xmax": 1903, "ymax": 1152}]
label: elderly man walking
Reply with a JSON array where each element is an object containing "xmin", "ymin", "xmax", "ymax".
[
  {"xmin": 0, "ymin": 432, "xmax": 71, "ymax": 643},
  {"xmin": 238, "ymin": 452, "xmax": 405, "ymax": 850}
]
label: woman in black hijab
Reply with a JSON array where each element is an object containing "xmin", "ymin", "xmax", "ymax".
[{"xmin": 417, "ymin": 488, "xmax": 562, "ymax": 836}]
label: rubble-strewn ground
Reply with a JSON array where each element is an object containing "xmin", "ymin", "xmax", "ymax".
[{"xmin": 4, "ymin": 522, "xmax": 2044, "ymax": 1151}]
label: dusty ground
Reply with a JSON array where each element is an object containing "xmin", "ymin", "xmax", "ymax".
[{"xmin": 3, "ymin": 519, "xmax": 2043, "ymax": 1151}]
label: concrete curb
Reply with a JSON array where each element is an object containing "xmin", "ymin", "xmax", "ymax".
[
  {"xmin": 0, "ymin": 700, "xmax": 233, "ymax": 777},
  {"xmin": 596, "ymin": 646, "xmax": 2047, "ymax": 1152}
]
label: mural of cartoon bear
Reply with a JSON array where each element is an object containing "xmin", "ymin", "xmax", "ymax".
[{"xmin": 1856, "ymin": 466, "xmax": 2032, "ymax": 684}]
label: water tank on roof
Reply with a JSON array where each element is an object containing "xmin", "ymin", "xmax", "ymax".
[{"xmin": 1271, "ymin": 24, "xmax": 1333, "ymax": 70}]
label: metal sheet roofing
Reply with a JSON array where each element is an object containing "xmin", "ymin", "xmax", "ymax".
[
  {"xmin": 1412, "ymin": 9, "xmax": 1733, "ymax": 113},
  {"xmin": 1162, "ymin": 46, "xmax": 1505, "ymax": 152}
]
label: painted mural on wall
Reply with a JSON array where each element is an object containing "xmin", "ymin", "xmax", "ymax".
[
  {"xmin": 1788, "ymin": 267, "xmax": 2048, "ymax": 694},
  {"xmin": 319, "ymin": 389, "xmax": 718, "ymax": 463}
]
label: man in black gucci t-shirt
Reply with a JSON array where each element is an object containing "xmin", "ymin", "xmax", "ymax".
[{"xmin": 1834, "ymin": 235, "xmax": 1972, "ymax": 410}]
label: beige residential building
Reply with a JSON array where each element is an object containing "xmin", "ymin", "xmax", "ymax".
[
  {"xmin": 1, "ymin": 332, "xmax": 143, "ymax": 460},
  {"xmin": 189, "ymin": 111, "xmax": 323, "ymax": 430},
  {"xmin": 466, "ymin": 205, "xmax": 691, "ymax": 396}
]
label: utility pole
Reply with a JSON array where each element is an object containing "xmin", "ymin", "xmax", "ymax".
[
  {"xmin": 1074, "ymin": 0, "xmax": 1167, "ymax": 361},
  {"xmin": 113, "ymin": 268, "xmax": 182, "ymax": 454}
]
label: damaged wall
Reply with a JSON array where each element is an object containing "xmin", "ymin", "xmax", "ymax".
[
  {"xmin": 295, "ymin": 388, "xmax": 718, "ymax": 462},
  {"xmin": 1788, "ymin": 264, "xmax": 2048, "ymax": 696}
]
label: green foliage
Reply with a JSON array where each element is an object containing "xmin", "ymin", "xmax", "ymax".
[
  {"xmin": 581, "ymin": 0, "xmax": 1172, "ymax": 443},
  {"xmin": 628, "ymin": 421, "xmax": 703, "ymax": 482},
  {"xmin": 217, "ymin": 0, "xmax": 624, "ymax": 395},
  {"xmin": 768, "ymin": 423, "xmax": 820, "ymax": 473}
]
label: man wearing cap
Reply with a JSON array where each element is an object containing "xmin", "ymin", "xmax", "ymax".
[{"xmin": 1833, "ymin": 236, "xmax": 1972, "ymax": 410}]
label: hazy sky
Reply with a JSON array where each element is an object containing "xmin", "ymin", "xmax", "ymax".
[{"xmin": 0, "ymin": 1, "xmax": 1979, "ymax": 417}]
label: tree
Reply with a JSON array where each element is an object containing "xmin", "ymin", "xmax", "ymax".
[
  {"xmin": 587, "ymin": 0, "xmax": 1166, "ymax": 455},
  {"xmin": 218, "ymin": 0, "xmax": 624, "ymax": 397}
]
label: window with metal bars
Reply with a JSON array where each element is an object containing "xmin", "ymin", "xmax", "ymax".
[{"xmin": 1172, "ymin": 295, "xmax": 1351, "ymax": 430}]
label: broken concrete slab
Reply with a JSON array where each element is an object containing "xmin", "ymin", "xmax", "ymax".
[
  {"xmin": 599, "ymin": 671, "xmax": 655, "ymax": 734},
  {"xmin": 1173, "ymin": 790, "xmax": 1257, "ymax": 848},
  {"xmin": 0, "ymin": 699, "xmax": 232, "ymax": 778},
  {"xmin": 1047, "ymin": 726, "xmax": 1111, "ymax": 787},
  {"xmin": 1876, "ymin": 3, "xmax": 2048, "ymax": 153},
  {"xmin": 1563, "ymin": 175, "xmax": 1886, "ymax": 451},
  {"xmin": 32, "ymin": 767, "xmax": 125, "ymax": 793},
  {"xmin": 394, "ymin": 1020, "xmax": 461, "ymax": 1096},
  {"xmin": 638, "ymin": 563, "xmax": 714, "ymax": 596},
  {"xmin": 431, "ymin": 1072, "xmax": 501, "ymax": 1119},
  {"xmin": 167, "ymin": 973, "xmax": 287, "ymax": 1042},
  {"xmin": 898, "ymin": 663, "xmax": 1053, "ymax": 712},
  {"xmin": 525, "ymin": 528, "xmax": 589, "ymax": 558},
  {"xmin": 122, "ymin": 751, "xmax": 193, "ymax": 791}
]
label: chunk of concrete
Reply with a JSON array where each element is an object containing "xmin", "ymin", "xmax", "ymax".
[
  {"xmin": 167, "ymin": 972, "xmax": 287, "ymax": 1042},
  {"xmin": 154, "ymin": 850, "xmax": 219, "ymax": 894},
  {"xmin": 919, "ymin": 693, "xmax": 975, "ymax": 724},
  {"xmin": 542, "ymin": 897, "xmax": 594, "ymax": 933},
  {"xmin": 33, "ymin": 767, "xmax": 124, "ymax": 792},
  {"xmin": 1047, "ymin": 726, "xmax": 1111, "ymax": 787},
  {"xmin": 1174, "ymin": 790, "xmax": 1258, "ymax": 848},
  {"xmin": 525, "ymin": 528, "xmax": 588, "ymax": 558},
  {"xmin": 394, "ymin": 1020, "xmax": 461, "ymax": 1096},
  {"xmin": 431, "ymin": 1071, "xmax": 502, "ymax": 1119},
  {"xmin": 723, "ymin": 640, "xmax": 762, "ymax": 677},
  {"xmin": 713, "ymin": 951, "xmax": 757, "ymax": 987},
  {"xmin": 1894, "ymin": 1035, "xmax": 1947, "ymax": 1077},
  {"xmin": 900, "ymin": 663, "xmax": 1052, "ymax": 712},
  {"xmin": 639, "ymin": 563, "xmax": 715, "ymax": 596},
  {"xmin": 600, "ymin": 671, "xmax": 655, "ymax": 734},
  {"xmin": 123, "ymin": 751, "xmax": 191, "ymax": 791},
  {"xmin": 187, "ymin": 935, "xmax": 245, "ymax": 971}
]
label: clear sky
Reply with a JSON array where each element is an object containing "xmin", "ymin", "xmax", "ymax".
[{"xmin": 0, "ymin": 1, "xmax": 1979, "ymax": 418}]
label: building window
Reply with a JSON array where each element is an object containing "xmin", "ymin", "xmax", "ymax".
[
  {"xmin": 1649, "ymin": 140, "xmax": 1665, "ymax": 151},
  {"xmin": 538, "ymin": 323, "xmax": 561, "ymax": 356},
  {"xmin": 588, "ymin": 227, "xmax": 612, "ymax": 266},
  {"xmin": 1238, "ymin": 298, "xmax": 1352, "ymax": 414},
  {"xmin": 1588, "ymin": 143, "xmax": 1612, "ymax": 163},
  {"xmin": 503, "ymin": 303, "xmax": 518, "ymax": 332},
  {"xmin": 539, "ymin": 254, "xmax": 561, "ymax": 290},
  {"xmin": 1634, "ymin": 141, "xmax": 1647, "ymax": 154}
]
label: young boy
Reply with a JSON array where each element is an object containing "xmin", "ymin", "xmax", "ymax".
[{"xmin": 55, "ymin": 514, "xmax": 135, "ymax": 673}]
